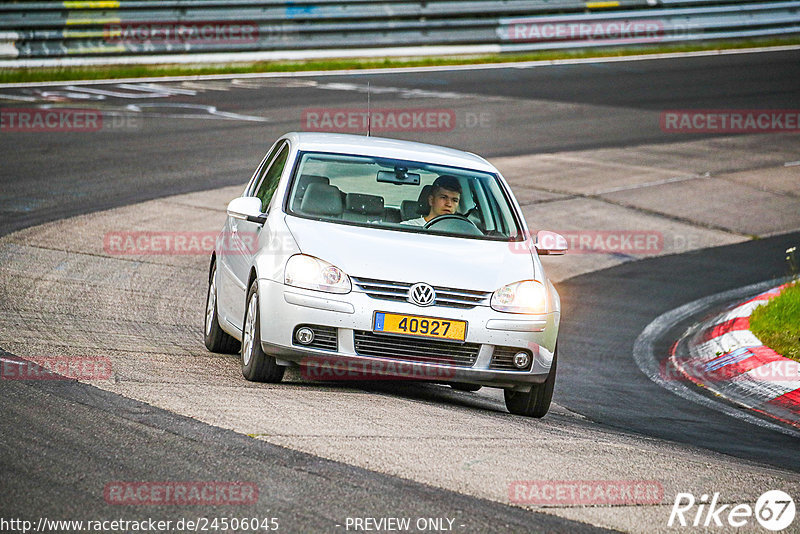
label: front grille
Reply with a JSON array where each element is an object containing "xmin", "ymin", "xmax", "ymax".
[
  {"xmin": 354, "ymin": 330, "xmax": 480, "ymax": 367},
  {"xmin": 293, "ymin": 324, "xmax": 337, "ymax": 351},
  {"xmin": 352, "ymin": 277, "xmax": 490, "ymax": 309},
  {"xmin": 490, "ymin": 346, "xmax": 533, "ymax": 371}
]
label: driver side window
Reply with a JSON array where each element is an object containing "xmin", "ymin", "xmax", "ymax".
[{"xmin": 254, "ymin": 142, "xmax": 290, "ymax": 211}]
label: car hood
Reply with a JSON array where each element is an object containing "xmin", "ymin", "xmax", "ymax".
[{"xmin": 284, "ymin": 216, "xmax": 537, "ymax": 292}]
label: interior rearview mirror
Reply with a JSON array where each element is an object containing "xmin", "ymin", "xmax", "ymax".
[{"xmin": 377, "ymin": 169, "xmax": 421, "ymax": 185}]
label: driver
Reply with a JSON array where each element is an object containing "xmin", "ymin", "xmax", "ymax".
[{"xmin": 401, "ymin": 175, "xmax": 461, "ymax": 226}]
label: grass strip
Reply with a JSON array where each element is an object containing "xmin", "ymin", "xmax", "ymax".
[
  {"xmin": 2, "ymin": 36, "xmax": 800, "ymax": 84},
  {"xmin": 750, "ymin": 282, "xmax": 800, "ymax": 363}
]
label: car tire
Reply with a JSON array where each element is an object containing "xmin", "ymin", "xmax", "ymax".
[
  {"xmin": 204, "ymin": 262, "xmax": 240, "ymax": 354},
  {"xmin": 241, "ymin": 280, "xmax": 285, "ymax": 383},
  {"xmin": 503, "ymin": 347, "xmax": 557, "ymax": 418},
  {"xmin": 450, "ymin": 383, "xmax": 482, "ymax": 392}
]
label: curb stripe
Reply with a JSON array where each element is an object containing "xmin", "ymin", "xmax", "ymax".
[
  {"xmin": 729, "ymin": 367, "xmax": 800, "ymax": 398},
  {"xmin": 739, "ymin": 284, "xmax": 786, "ymax": 306},
  {"xmin": 717, "ymin": 299, "xmax": 770, "ymax": 321},
  {"xmin": 700, "ymin": 316, "xmax": 751, "ymax": 342},
  {"xmin": 692, "ymin": 330, "xmax": 762, "ymax": 362},
  {"xmin": 678, "ymin": 282, "xmax": 799, "ymax": 427},
  {"xmin": 769, "ymin": 388, "xmax": 800, "ymax": 410},
  {"xmin": 636, "ymin": 277, "xmax": 799, "ymax": 436},
  {"xmin": 705, "ymin": 346, "xmax": 785, "ymax": 380}
]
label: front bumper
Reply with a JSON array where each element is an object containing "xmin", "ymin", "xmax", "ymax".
[{"xmin": 257, "ymin": 278, "xmax": 559, "ymax": 390}]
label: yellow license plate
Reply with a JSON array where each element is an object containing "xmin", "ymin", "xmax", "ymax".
[{"xmin": 373, "ymin": 312, "xmax": 466, "ymax": 342}]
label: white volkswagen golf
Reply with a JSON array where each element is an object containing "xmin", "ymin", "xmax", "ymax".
[{"xmin": 204, "ymin": 132, "xmax": 566, "ymax": 417}]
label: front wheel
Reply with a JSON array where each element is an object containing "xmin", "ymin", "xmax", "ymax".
[
  {"xmin": 204, "ymin": 262, "xmax": 240, "ymax": 354},
  {"xmin": 504, "ymin": 348, "xmax": 557, "ymax": 418},
  {"xmin": 241, "ymin": 280, "xmax": 285, "ymax": 383}
]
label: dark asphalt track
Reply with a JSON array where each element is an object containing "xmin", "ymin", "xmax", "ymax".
[
  {"xmin": 1, "ymin": 49, "xmax": 799, "ymax": 236},
  {"xmin": 557, "ymin": 231, "xmax": 800, "ymax": 472}
]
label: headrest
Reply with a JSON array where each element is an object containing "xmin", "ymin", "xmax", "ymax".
[
  {"xmin": 293, "ymin": 175, "xmax": 330, "ymax": 210},
  {"xmin": 297, "ymin": 174, "xmax": 329, "ymax": 194},
  {"xmin": 346, "ymin": 193, "xmax": 384, "ymax": 215},
  {"xmin": 300, "ymin": 183, "xmax": 344, "ymax": 216},
  {"xmin": 400, "ymin": 200, "xmax": 418, "ymax": 221},
  {"xmin": 415, "ymin": 184, "xmax": 433, "ymax": 215}
]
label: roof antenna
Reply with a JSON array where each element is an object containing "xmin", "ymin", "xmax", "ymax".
[{"xmin": 367, "ymin": 82, "xmax": 371, "ymax": 137}]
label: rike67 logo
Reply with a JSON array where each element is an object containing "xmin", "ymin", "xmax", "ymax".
[{"xmin": 669, "ymin": 490, "xmax": 795, "ymax": 531}]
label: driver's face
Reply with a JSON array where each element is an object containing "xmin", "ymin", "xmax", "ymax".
[{"xmin": 429, "ymin": 188, "xmax": 460, "ymax": 217}]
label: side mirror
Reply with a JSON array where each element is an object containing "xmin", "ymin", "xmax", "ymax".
[
  {"xmin": 227, "ymin": 197, "xmax": 267, "ymax": 225},
  {"xmin": 535, "ymin": 230, "xmax": 568, "ymax": 255}
]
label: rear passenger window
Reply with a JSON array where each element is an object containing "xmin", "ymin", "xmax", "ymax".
[{"xmin": 254, "ymin": 142, "xmax": 289, "ymax": 211}]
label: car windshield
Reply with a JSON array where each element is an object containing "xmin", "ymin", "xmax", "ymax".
[{"xmin": 286, "ymin": 151, "xmax": 522, "ymax": 241}]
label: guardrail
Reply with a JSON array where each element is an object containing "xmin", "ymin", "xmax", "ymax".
[{"xmin": 0, "ymin": 0, "xmax": 798, "ymax": 60}]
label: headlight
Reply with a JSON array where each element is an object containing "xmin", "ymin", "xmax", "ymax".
[
  {"xmin": 284, "ymin": 254, "xmax": 351, "ymax": 294},
  {"xmin": 491, "ymin": 280, "xmax": 547, "ymax": 314}
]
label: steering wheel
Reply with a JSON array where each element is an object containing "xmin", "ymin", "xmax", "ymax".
[{"xmin": 423, "ymin": 214, "xmax": 483, "ymax": 236}]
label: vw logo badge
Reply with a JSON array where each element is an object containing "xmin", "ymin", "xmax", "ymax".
[{"xmin": 408, "ymin": 283, "xmax": 436, "ymax": 307}]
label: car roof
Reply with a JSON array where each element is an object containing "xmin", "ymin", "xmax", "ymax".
[{"xmin": 283, "ymin": 132, "xmax": 497, "ymax": 173}]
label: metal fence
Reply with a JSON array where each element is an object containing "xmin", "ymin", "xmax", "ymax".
[{"xmin": 0, "ymin": 0, "xmax": 798, "ymax": 60}]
